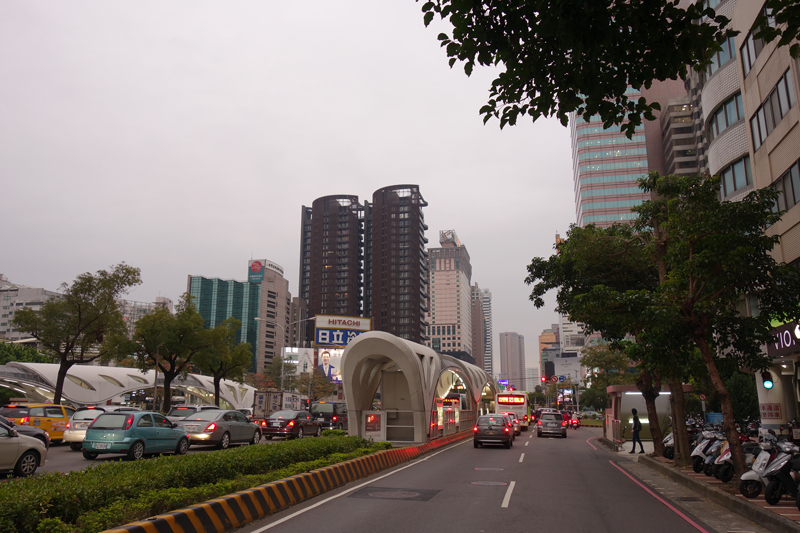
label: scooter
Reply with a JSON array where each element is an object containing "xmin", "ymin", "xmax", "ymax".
[
  {"xmin": 739, "ymin": 431, "xmax": 778, "ymax": 498},
  {"xmin": 570, "ymin": 417, "xmax": 580, "ymax": 429},
  {"xmin": 663, "ymin": 431, "xmax": 675, "ymax": 459},
  {"xmin": 691, "ymin": 429, "xmax": 722, "ymax": 473},
  {"xmin": 763, "ymin": 440, "xmax": 800, "ymax": 505},
  {"xmin": 714, "ymin": 434, "xmax": 759, "ymax": 483}
]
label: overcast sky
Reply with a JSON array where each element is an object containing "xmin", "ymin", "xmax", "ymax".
[{"xmin": 1, "ymin": 1, "xmax": 575, "ymax": 373}]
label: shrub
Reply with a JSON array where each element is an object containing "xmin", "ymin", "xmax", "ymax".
[
  {"xmin": 322, "ymin": 429, "xmax": 347, "ymax": 437},
  {"xmin": 0, "ymin": 437, "xmax": 386, "ymax": 533}
]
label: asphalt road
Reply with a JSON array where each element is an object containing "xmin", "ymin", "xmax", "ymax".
[{"xmin": 233, "ymin": 427, "xmax": 757, "ymax": 533}]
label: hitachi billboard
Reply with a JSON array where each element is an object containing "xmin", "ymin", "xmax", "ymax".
[{"xmin": 314, "ymin": 315, "xmax": 371, "ymax": 347}]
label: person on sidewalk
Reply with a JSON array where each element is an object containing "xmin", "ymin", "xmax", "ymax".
[{"xmin": 630, "ymin": 408, "xmax": 645, "ymax": 454}]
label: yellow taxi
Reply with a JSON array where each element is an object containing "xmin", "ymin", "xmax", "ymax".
[{"xmin": 0, "ymin": 403, "xmax": 77, "ymax": 442}]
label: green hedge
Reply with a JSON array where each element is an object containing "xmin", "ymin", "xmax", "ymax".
[{"xmin": 0, "ymin": 436, "xmax": 391, "ymax": 533}]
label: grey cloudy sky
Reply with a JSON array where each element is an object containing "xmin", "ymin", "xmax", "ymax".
[{"xmin": 1, "ymin": 1, "xmax": 575, "ymax": 372}]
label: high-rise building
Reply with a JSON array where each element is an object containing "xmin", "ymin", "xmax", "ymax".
[
  {"xmin": 498, "ymin": 332, "xmax": 525, "ymax": 389},
  {"xmin": 525, "ymin": 367, "xmax": 541, "ymax": 392},
  {"xmin": 538, "ymin": 323, "xmax": 559, "ymax": 375},
  {"xmin": 481, "ymin": 288, "xmax": 493, "ymax": 375},
  {"xmin": 368, "ymin": 185, "xmax": 429, "ymax": 343},
  {"xmin": 471, "ymin": 283, "xmax": 486, "ymax": 370},
  {"xmin": 425, "ymin": 230, "xmax": 473, "ymax": 363},
  {"xmin": 188, "ymin": 259, "xmax": 291, "ymax": 372}
]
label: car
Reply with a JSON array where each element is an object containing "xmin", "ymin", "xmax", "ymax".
[
  {"xmin": 309, "ymin": 401, "xmax": 348, "ymax": 430},
  {"xmin": 473, "ymin": 414, "xmax": 514, "ymax": 448},
  {"xmin": 262, "ymin": 410, "xmax": 322, "ymax": 439},
  {"xmin": 537, "ymin": 411, "xmax": 568, "ymax": 438},
  {"xmin": 176, "ymin": 409, "xmax": 261, "ymax": 449},
  {"xmin": 165, "ymin": 404, "xmax": 221, "ymax": 423},
  {"xmin": 0, "ymin": 421, "xmax": 48, "ymax": 477},
  {"xmin": 82, "ymin": 411, "xmax": 190, "ymax": 460},
  {"xmin": 498, "ymin": 411, "xmax": 522, "ymax": 436},
  {"xmin": 63, "ymin": 406, "xmax": 140, "ymax": 451},
  {"xmin": 0, "ymin": 414, "xmax": 50, "ymax": 449},
  {"xmin": 236, "ymin": 408, "xmax": 254, "ymax": 421},
  {"xmin": 0, "ymin": 403, "xmax": 76, "ymax": 442}
]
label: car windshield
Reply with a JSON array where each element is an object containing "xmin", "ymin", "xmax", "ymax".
[
  {"xmin": 0, "ymin": 407, "xmax": 29, "ymax": 418},
  {"xmin": 167, "ymin": 407, "xmax": 198, "ymax": 417},
  {"xmin": 310, "ymin": 404, "xmax": 334, "ymax": 414},
  {"xmin": 478, "ymin": 417, "xmax": 507, "ymax": 426},
  {"xmin": 74, "ymin": 409, "xmax": 104, "ymax": 420},
  {"xmin": 91, "ymin": 413, "xmax": 131, "ymax": 429},
  {"xmin": 269, "ymin": 410, "xmax": 298, "ymax": 419},
  {"xmin": 182, "ymin": 411, "xmax": 224, "ymax": 421}
]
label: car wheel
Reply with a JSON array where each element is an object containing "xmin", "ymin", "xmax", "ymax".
[
  {"xmin": 175, "ymin": 437, "xmax": 190, "ymax": 455},
  {"xmin": 218, "ymin": 432, "xmax": 230, "ymax": 450},
  {"xmin": 474, "ymin": 441, "xmax": 479, "ymax": 448},
  {"xmin": 69, "ymin": 442, "xmax": 82, "ymax": 452},
  {"xmin": 504, "ymin": 440, "xmax": 511, "ymax": 449},
  {"xmin": 83, "ymin": 451, "xmax": 99, "ymax": 460},
  {"xmin": 537, "ymin": 432, "xmax": 541, "ymax": 438},
  {"xmin": 13, "ymin": 450, "xmax": 38, "ymax": 477},
  {"xmin": 314, "ymin": 426, "xmax": 322, "ymax": 437},
  {"xmin": 296, "ymin": 428, "xmax": 304, "ymax": 439},
  {"xmin": 251, "ymin": 430, "xmax": 261, "ymax": 445},
  {"xmin": 127, "ymin": 441, "xmax": 145, "ymax": 460}
]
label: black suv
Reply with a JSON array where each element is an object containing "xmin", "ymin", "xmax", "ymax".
[{"xmin": 310, "ymin": 401, "xmax": 348, "ymax": 430}]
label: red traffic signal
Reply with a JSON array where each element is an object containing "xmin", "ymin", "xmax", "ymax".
[{"xmin": 541, "ymin": 376, "xmax": 547, "ymax": 382}]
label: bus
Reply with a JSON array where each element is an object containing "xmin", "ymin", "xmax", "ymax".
[{"xmin": 495, "ymin": 391, "xmax": 530, "ymax": 431}]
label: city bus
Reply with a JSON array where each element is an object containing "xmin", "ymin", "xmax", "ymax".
[{"xmin": 495, "ymin": 391, "xmax": 530, "ymax": 431}]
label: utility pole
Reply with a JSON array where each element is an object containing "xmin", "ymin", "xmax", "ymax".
[{"xmin": 575, "ymin": 370, "xmax": 581, "ymax": 412}]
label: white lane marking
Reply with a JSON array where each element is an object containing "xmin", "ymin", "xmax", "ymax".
[
  {"xmin": 519, "ymin": 453, "xmax": 524, "ymax": 463},
  {"xmin": 525, "ymin": 441, "xmax": 529, "ymax": 447},
  {"xmin": 501, "ymin": 481, "xmax": 516, "ymax": 508},
  {"xmin": 250, "ymin": 440, "xmax": 469, "ymax": 532}
]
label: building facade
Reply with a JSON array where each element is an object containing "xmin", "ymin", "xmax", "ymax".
[
  {"xmin": 481, "ymin": 288, "xmax": 494, "ymax": 375},
  {"xmin": 498, "ymin": 331, "xmax": 525, "ymax": 390},
  {"xmin": 425, "ymin": 230, "xmax": 472, "ymax": 361},
  {"xmin": 471, "ymin": 283, "xmax": 486, "ymax": 370},
  {"xmin": 188, "ymin": 259, "xmax": 291, "ymax": 372}
]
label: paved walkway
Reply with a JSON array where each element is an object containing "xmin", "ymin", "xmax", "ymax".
[{"xmin": 609, "ymin": 437, "xmax": 800, "ymax": 531}]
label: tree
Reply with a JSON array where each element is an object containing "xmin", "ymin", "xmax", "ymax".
[
  {"xmin": 245, "ymin": 372, "xmax": 276, "ymax": 391},
  {"xmin": 420, "ymin": 0, "xmax": 799, "ymax": 137},
  {"xmin": 580, "ymin": 345, "xmax": 637, "ymax": 391},
  {"xmin": 11, "ymin": 263, "xmax": 141, "ymax": 404},
  {"xmin": 0, "ymin": 343, "xmax": 53, "ymax": 365},
  {"xmin": 118, "ymin": 294, "xmax": 211, "ymax": 412},
  {"xmin": 263, "ymin": 354, "xmax": 297, "ymax": 393},
  {"xmin": 297, "ymin": 368, "xmax": 337, "ymax": 402},
  {"xmin": 193, "ymin": 318, "xmax": 253, "ymax": 407}
]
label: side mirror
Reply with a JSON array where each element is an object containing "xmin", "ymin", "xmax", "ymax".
[
  {"xmin": 9, "ymin": 429, "xmax": 18, "ymax": 437},
  {"xmin": 172, "ymin": 423, "xmax": 178, "ymax": 428}
]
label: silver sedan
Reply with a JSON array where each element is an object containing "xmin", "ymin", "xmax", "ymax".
[{"xmin": 176, "ymin": 409, "xmax": 261, "ymax": 449}]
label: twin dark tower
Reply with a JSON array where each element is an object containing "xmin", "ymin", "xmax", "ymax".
[{"xmin": 299, "ymin": 185, "xmax": 429, "ymax": 345}]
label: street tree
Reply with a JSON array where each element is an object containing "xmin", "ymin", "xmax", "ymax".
[
  {"xmin": 118, "ymin": 294, "xmax": 211, "ymax": 412},
  {"xmin": 245, "ymin": 372, "xmax": 276, "ymax": 391},
  {"xmin": 0, "ymin": 343, "xmax": 53, "ymax": 365},
  {"xmin": 264, "ymin": 354, "xmax": 297, "ymax": 393},
  {"xmin": 11, "ymin": 263, "xmax": 141, "ymax": 404},
  {"xmin": 297, "ymin": 368, "xmax": 337, "ymax": 402},
  {"xmin": 580, "ymin": 344, "xmax": 637, "ymax": 391},
  {"xmin": 193, "ymin": 318, "xmax": 253, "ymax": 407},
  {"xmin": 419, "ymin": 0, "xmax": 799, "ymax": 137}
]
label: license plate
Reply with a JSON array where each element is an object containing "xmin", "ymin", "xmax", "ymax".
[
  {"xmin": 548, "ymin": 423, "xmax": 556, "ymax": 427},
  {"xmin": 317, "ymin": 417, "xmax": 325, "ymax": 421},
  {"xmin": 186, "ymin": 425, "xmax": 199, "ymax": 432},
  {"xmin": 487, "ymin": 431, "xmax": 495, "ymax": 435},
  {"xmin": 93, "ymin": 442, "xmax": 108, "ymax": 450},
  {"xmin": 754, "ymin": 453, "xmax": 769, "ymax": 471},
  {"xmin": 271, "ymin": 421, "xmax": 281, "ymax": 427},
  {"xmin": 75, "ymin": 422, "xmax": 89, "ymax": 429}
]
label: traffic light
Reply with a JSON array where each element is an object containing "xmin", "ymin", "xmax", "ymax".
[
  {"xmin": 762, "ymin": 371, "xmax": 774, "ymax": 389},
  {"xmin": 541, "ymin": 376, "xmax": 547, "ymax": 383}
]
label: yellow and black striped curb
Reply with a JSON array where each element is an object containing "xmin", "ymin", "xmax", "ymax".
[{"xmin": 104, "ymin": 431, "xmax": 471, "ymax": 533}]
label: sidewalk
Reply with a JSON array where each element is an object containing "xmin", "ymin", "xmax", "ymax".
[{"xmin": 602, "ymin": 437, "xmax": 800, "ymax": 533}]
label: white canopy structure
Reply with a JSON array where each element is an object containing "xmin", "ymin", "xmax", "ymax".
[
  {"xmin": 342, "ymin": 331, "xmax": 497, "ymax": 443},
  {"xmin": 0, "ymin": 362, "xmax": 255, "ymax": 409}
]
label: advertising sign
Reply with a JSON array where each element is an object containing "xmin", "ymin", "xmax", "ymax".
[
  {"xmin": 248, "ymin": 260, "xmax": 265, "ymax": 283},
  {"xmin": 314, "ymin": 315, "xmax": 371, "ymax": 347},
  {"xmin": 316, "ymin": 348, "xmax": 343, "ymax": 383},
  {"xmin": 769, "ymin": 321, "xmax": 800, "ymax": 358}
]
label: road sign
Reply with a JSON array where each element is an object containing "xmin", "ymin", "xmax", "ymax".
[
  {"xmin": 699, "ymin": 394, "xmax": 707, "ymax": 401},
  {"xmin": 558, "ymin": 375, "xmax": 566, "ymax": 383},
  {"xmin": 550, "ymin": 375, "xmax": 558, "ymax": 383}
]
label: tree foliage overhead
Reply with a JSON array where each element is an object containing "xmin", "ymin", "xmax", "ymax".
[
  {"xmin": 420, "ymin": 0, "xmax": 799, "ymax": 137},
  {"xmin": 11, "ymin": 263, "xmax": 141, "ymax": 404},
  {"xmin": 0, "ymin": 343, "xmax": 53, "ymax": 366}
]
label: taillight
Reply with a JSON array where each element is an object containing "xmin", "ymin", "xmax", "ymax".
[
  {"xmin": 260, "ymin": 420, "xmax": 267, "ymax": 427},
  {"xmin": 287, "ymin": 420, "xmax": 295, "ymax": 427},
  {"xmin": 20, "ymin": 417, "xmax": 29, "ymax": 425},
  {"xmin": 332, "ymin": 416, "xmax": 338, "ymax": 421},
  {"xmin": 205, "ymin": 423, "xmax": 217, "ymax": 433},
  {"xmin": 523, "ymin": 415, "xmax": 528, "ymax": 421},
  {"xmin": 473, "ymin": 426, "xmax": 479, "ymax": 432},
  {"xmin": 561, "ymin": 421, "xmax": 567, "ymax": 427},
  {"xmin": 66, "ymin": 422, "xmax": 70, "ymax": 429},
  {"xmin": 537, "ymin": 420, "xmax": 543, "ymax": 426},
  {"xmin": 505, "ymin": 427, "xmax": 510, "ymax": 433},
  {"xmin": 123, "ymin": 415, "xmax": 134, "ymax": 430}
]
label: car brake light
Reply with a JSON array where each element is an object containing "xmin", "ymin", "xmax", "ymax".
[
  {"xmin": 537, "ymin": 420, "xmax": 542, "ymax": 426},
  {"xmin": 332, "ymin": 416, "xmax": 338, "ymax": 421},
  {"xmin": 505, "ymin": 427, "xmax": 510, "ymax": 433},
  {"xmin": 20, "ymin": 417, "xmax": 29, "ymax": 425},
  {"xmin": 474, "ymin": 426, "xmax": 479, "ymax": 432},
  {"xmin": 561, "ymin": 421, "xmax": 567, "ymax": 427},
  {"xmin": 523, "ymin": 415, "xmax": 528, "ymax": 421},
  {"xmin": 205, "ymin": 423, "xmax": 217, "ymax": 433},
  {"xmin": 287, "ymin": 420, "xmax": 295, "ymax": 427},
  {"xmin": 123, "ymin": 415, "xmax": 134, "ymax": 430},
  {"xmin": 66, "ymin": 422, "xmax": 70, "ymax": 429}
]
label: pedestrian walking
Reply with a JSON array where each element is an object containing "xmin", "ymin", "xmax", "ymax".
[{"xmin": 630, "ymin": 408, "xmax": 644, "ymax": 453}]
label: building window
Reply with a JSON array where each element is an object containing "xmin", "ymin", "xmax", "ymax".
[
  {"xmin": 741, "ymin": 8, "xmax": 776, "ymax": 77},
  {"xmin": 751, "ymin": 70, "xmax": 796, "ymax": 150},
  {"xmin": 707, "ymin": 93, "xmax": 743, "ymax": 143},
  {"xmin": 772, "ymin": 159, "xmax": 800, "ymax": 212},
  {"xmin": 719, "ymin": 156, "xmax": 752, "ymax": 199},
  {"xmin": 709, "ymin": 35, "xmax": 736, "ymax": 76}
]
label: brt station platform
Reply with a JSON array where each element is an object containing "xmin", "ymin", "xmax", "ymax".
[{"xmin": 341, "ymin": 331, "xmax": 499, "ymax": 445}]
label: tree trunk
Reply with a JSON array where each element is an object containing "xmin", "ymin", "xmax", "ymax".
[
  {"xmin": 213, "ymin": 375, "xmax": 222, "ymax": 407},
  {"xmin": 161, "ymin": 373, "xmax": 173, "ymax": 414},
  {"xmin": 667, "ymin": 374, "xmax": 691, "ymax": 468},
  {"xmin": 636, "ymin": 369, "xmax": 664, "ymax": 455},
  {"xmin": 54, "ymin": 357, "xmax": 73, "ymax": 405},
  {"xmin": 696, "ymin": 335, "xmax": 747, "ymax": 475}
]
